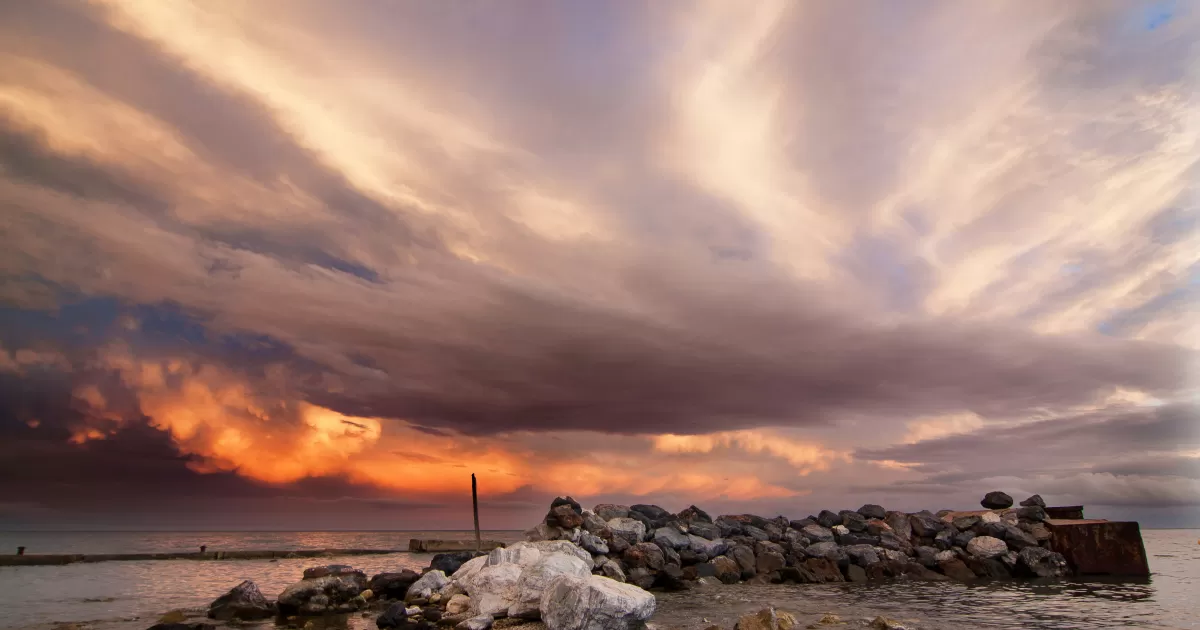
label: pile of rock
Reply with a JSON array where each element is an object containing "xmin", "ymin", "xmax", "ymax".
[
  {"xmin": 523, "ymin": 492, "xmax": 1069, "ymax": 590},
  {"xmin": 398, "ymin": 539, "xmax": 657, "ymax": 630}
]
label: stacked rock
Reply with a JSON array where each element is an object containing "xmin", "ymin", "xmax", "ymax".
[{"xmin": 522, "ymin": 493, "xmax": 1070, "ymax": 589}]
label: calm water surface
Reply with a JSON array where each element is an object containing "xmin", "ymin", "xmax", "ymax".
[{"xmin": 0, "ymin": 530, "xmax": 1195, "ymax": 630}]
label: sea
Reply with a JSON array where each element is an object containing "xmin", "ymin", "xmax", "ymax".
[{"xmin": 0, "ymin": 529, "xmax": 1195, "ymax": 630}]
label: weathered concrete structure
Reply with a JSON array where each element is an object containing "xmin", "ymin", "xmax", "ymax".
[
  {"xmin": 1047, "ymin": 519, "xmax": 1149, "ymax": 576},
  {"xmin": 407, "ymin": 539, "xmax": 507, "ymax": 552}
]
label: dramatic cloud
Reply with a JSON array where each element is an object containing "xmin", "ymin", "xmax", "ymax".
[{"xmin": 0, "ymin": 0, "xmax": 1196, "ymax": 527}]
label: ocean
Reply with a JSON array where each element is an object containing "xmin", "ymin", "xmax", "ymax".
[{"xmin": 0, "ymin": 529, "xmax": 1195, "ymax": 630}]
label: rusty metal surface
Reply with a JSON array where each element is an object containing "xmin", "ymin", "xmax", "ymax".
[
  {"xmin": 1045, "ymin": 505, "xmax": 1084, "ymax": 519},
  {"xmin": 1047, "ymin": 520, "xmax": 1149, "ymax": 576}
]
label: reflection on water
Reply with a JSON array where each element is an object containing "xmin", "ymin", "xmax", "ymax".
[{"xmin": 0, "ymin": 530, "xmax": 1194, "ymax": 630}]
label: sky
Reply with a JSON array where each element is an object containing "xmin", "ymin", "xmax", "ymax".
[{"xmin": 0, "ymin": 0, "xmax": 1197, "ymax": 531}]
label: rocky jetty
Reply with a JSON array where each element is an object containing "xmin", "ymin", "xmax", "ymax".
[
  {"xmin": 521, "ymin": 493, "xmax": 1071, "ymax": 590},
  {"xmin": 171, "ymin": 490, "xmax": 1149, "ymax": 630}
]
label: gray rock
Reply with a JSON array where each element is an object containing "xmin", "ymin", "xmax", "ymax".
[
  {"xmin": 801, "ymin": 523, "xmax": 835, "ymax": 543},
  {"xmin": 626, "ymin": 567, "xmax": 655, "ymax": 589},
  {"xmin": 952, "ymin": 515, "xmax": 981, "ymax": 530},
  {"xmin": 934, "ymin": 529, "xmax": 955, "ymax": 550},
  {"xmin": 743, "ymin": 525, "xmax": 770, "ymax": 542},
  {"xmin": 754, "ymin": 540, "xmax": 785, "ymax": 557},
  {"xmin": 730, "ymin": 546, "xmax": 757, "ymax": 579},
  {"xmin": 606, "ymin": 518, "xmax": 646, "ymax": 545},
  {"xmin": 954, "ymin": 531, "xmax": 976, "ymax": 548},
  {"xmin": 652, "ymin": 526, "xmax": 691, "ymax": 550},
  {"xmin": 816, "ymin": 510, "xmax": 842, "ymax": 528},
  {"xmin": 981, "ymin": 491, "xmax": 1014, "ymax": 510},
  {"xmin": 857, "ymin": 504, "xmax": 887, "ymax": 520},
  {"xmin": 1017, "ymin": 547, "xmax": 1070, "ymax": 578},
  {"xmin": 1019, "ymin": 494, "xmax": 1046, "ymax": 508},
  {"xmin": 885, "ymin": 511, "xmax": 912, "ymax": 542},
  {"xmin": 369, "ymin": 570, "xmax": 421, "ymax": 600},
  {"xmin": 593, "ymin": 504, "xmax": 630, "ymax": 522},
  {"xmin": 877, "ymin": 532, "xmax": 903, "ymax": 551},
  {"xmin": 804, "ymin": 541, "xmax": 841, "ymax": 560},
  {"xmin": 1016, "ymin": 505, "xmax": 1048, "ymax": 522},
  {"xmin": 966, "ymin": 536, "xmax": 1008, "ymax": 559},
  {"xmin": 756, "ymin": 551, "xmax": 786, "ymax": 574},
  {"xmin": 1003, "ymin": 525, "xmax": 1038, "ymax": 551},
  {"xmin": 600, "ymin": 559, "xmax": 626, "ymax": 583},
  {"xmin": 686, "ymin": 521, "xmax": 720, "ymax": 540},
  {"xmin": 582, "ymin": 511, "xmax": 609, "ymax": 534},
  {"xmin": 915, "ymin": 546, "xmax": 940, "ymax": 568},
  {"xmin": 580, "ymin": 531, "xmax": 610, "ymax": 555},
  {"xmin": 431, "ymin": 552, "xmax": 484, "ymax": 576},
  {"xmin": 623, "ymin": 542, "xmax": 665, "ymax": 571},
  {"xmin": 539, "ymin": 574, "xmax": 656, "ymax": 630},
  {"xmin": 909, "ymin": 512, "xmax": 944, "ymax": 537},
  {"xmin": 709, "ymin": 555, "xmax": 741, "ymax": 584},
  {"xmin": 375, "ymin": 602, "xmax": 411, "ymax": 629},
  {"xmin": 839, "ymin": 510, "xmax": 868, "ymax": 532},
  {"xmin": 844, "ymin": 544, "xmax": 880, "ymax": 567},
  {"xmin": 278, "ymin": 568, "xmax": 369, "ymax": 616},
  {"xmin": 525, "ymin": 523, "xmax": 563, "ymax": 542},
  {"xmin": 207, "ymin": 580, "xmax": 273, "ymax": 621}
]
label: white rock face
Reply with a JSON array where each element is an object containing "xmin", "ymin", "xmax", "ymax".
[
  {"xmin": 453, "ymin": 555, "xmax": 489, "ymax": 582},
  {"xmin": 406, "ymin": 570, "xmax": 448, "ymax": 601},
  {"xmin": 966, "ymin": 536, "xmax": 1008, "ymax": 559},
  {"xmin": 539, "ymin": 574, "xmax": 656, "ymax": 630},
  {"xmin": 488, "ymin": 543, "xmax": 543, "ymax": 568},
  {"xmin": 508, "ymin": 552, "xmax": 591, "ymax": 618},
  {"xmin": 530, "ymin": 540, "xmax": 595, "ymax": 570},
  {"xmin": 467, "ymin": 563, "xmax": 522, "ymax": 617}
]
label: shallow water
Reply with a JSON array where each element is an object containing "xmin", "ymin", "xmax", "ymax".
[{"xmin": 0, "ymin": 529, "xmax": 1195, "ymax": 630}]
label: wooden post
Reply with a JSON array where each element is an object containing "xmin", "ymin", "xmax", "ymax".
[{"xmin": 472, "ymin": 473, "xmax": 481, "ymax": 553}]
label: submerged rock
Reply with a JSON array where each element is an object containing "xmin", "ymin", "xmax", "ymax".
[
  {"xmin": 734, "ymin": 606, "xmax": 797, "ymax": 630},
  {"xmin": 1017, "ymin": 547, "xmax": 1070, "ymax": 578},
  {"xmin": 278, "ymin": 566, "xmax": 368, "ymax": 616},
  {"xmin": 207, "ymin": 580, "xmax": 273, "ymax": 621},
  {"xmin": 369, "ymin": 570, "xmax": 422, "ymax": 600}
]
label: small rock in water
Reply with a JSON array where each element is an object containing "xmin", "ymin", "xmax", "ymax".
[
  {"xmin": 157, "ymin": 610, "xmax": 187, "ymax": 624},
  {"xmin": 456, "ymin": 615, "xmax": 493, "ymax": 630},
  {"xmin": 734, "ymin": 606, "xmax": 798, "ymax": 630},
  {"xmin": 870, "ymin": 616, "xmax": 912, "ymax": 630},
  {"xmin": 207, "ymin": 580, "xmax": 273, "ymax": 621},
  {"xmin": 981, "ymin": 491, "xmax": 1014, "ymax": 510}
]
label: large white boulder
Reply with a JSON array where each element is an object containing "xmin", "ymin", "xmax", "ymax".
[
  {"xmin": 467, "ymin": 563, "xmax": 522, "ymax": 617},
  {"xmin": 508, "ymin": 551, "xmax": 591, "ymax": 618},
  {"xmin": 453, "ymin": 555, "xmax": 489, "ymax": 582},
  {"xmin": 539, "ymin": 574, "xmax": 656, "ymax": 630}
]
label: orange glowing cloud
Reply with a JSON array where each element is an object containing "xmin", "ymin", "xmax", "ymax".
[
  {"xmin": 652, "ymin": 430, "xmax": 848, "ymax": 474},
  {"xmin": 71, "ymin": 346, "xmax": 834, "ymax": 501}
]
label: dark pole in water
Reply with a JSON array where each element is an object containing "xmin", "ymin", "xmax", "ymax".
[
  {"xmin": 16, "ymin": 546, "xmax": 24, "ymax": 556},
  {"xmin": 472, "ymin": 473, "xmax": 481, "ymax": 553}
]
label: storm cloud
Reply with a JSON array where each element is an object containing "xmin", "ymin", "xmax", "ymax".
[{"xmin": 0, "ymin": 0, "xmax": 1196, "ymax": 527}]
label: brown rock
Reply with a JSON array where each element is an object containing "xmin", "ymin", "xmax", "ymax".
[{"xmin": 938, "ymin": 558, "xmax": 976, "ymax": 582}]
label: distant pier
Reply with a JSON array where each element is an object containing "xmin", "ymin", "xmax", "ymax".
[{"xmin": 0, "ymin": 548, "xmax": 401, "ymax": 567}]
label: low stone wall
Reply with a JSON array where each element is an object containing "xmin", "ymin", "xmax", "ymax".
[{"xmin": 525, "ymin": 492, "xmax": 1081, "ymax": 590}]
